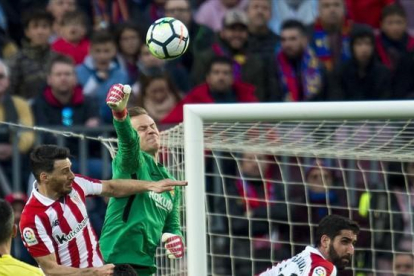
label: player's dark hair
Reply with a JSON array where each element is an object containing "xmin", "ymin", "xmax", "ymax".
[
  {"xmin": 381, "ymin": 4, "xmax": 407, "ymax": 21},
  {"xmin": 0, "ymin": 199, "xmax": 14, "ymax": 244},
  {"xmin": 46, "ymin": 54, "xmax": 75, "ymax": 75},
  {"xmin": 281, "ymin": 19, "xmax": 307, "ymax": 36},
  {"xmin": 22, "ymin": 9, "xmax": 54, "ymax": 30},
  {"xmin": 128, "ymin": 106, "xmax": 148, "ymax": 118},
  {"xmin": 30, "ymin": 145, "xmax": 71, "ymax": 182},
  {"xmin": 90, "ymin": 30, "xmax": 116, "ymax": 46},
  {"xmin": 61, "ymin": 10, "xmax": 88, "ymax": 27},
  {"xmin": 207, "ymin": 56, "xmax": 233, "ymax": 75},
  {"xmin": 315, "ymin": 214, "xmax": 360, "ymax": 247},
  {"xmin": 113, "ymin": 264, "xmax": 138, "ymax": 276}
]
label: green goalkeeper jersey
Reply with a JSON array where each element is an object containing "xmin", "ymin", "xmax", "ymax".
[{"xmin": 99, "ymin": 116, "xmax": 182, "ymax": 274}]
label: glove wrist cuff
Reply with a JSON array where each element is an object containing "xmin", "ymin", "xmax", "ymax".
[{"xmin": 112, "ymin": 109, "xmax": 127, "ymax": 120}]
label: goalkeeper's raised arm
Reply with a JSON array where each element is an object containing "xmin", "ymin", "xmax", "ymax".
[{"xmin": 100, "ymin": 83, "xmax": 185, "ymax": 276}]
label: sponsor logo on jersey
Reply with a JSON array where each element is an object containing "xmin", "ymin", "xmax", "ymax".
[
  {"xmin": 149, "ymin": 191, "xmax": 173, "ymax": 212},
  {"xmin": 55, "ymin": 217, "xmax": 88, "ymax": 244},
  {"xmin": 23, "ymin": 227, "xmax": 38, "ymax": 246},
  {"xmin": 313, "ymin": 266, "xmax": 327, "ymax": 276}
]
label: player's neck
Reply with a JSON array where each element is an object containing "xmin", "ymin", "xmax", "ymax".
[
  {"xmin": 37, "ymin": 183, "xmax": 62, "ymax": 201},
  {"xmin": 317, "ymin": 246, "xmax": 330, "ymax": 261},
  {"xmin": 0, "ymin": 240, "xmax": 11, "ymax": 256}
]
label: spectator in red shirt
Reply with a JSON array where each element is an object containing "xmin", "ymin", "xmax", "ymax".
[
  {"xmin": 345, "ymin": 0, "xmax": 395, "ymax": 29},
  {"xmin": 162, "ymin": 56, "xmax": 257, "ymax": 124},
  {"xmin": 52, "ymin": 11, "xmax": 90, "ymax": 65}
]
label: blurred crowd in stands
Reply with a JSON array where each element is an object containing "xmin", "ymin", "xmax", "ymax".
[{"xmin": 2, "ymin": 0, "xmax": 414, "ymax": 275}]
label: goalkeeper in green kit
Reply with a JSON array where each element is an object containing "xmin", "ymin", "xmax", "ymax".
[{"xmin": 100, "ymin": 84, "xmax": 185, "ymax": 276}]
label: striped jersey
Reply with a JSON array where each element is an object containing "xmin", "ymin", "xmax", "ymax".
[
  {"xmin": 19, "ymin": 175, "xmax": 104, "ymax": 268},
  {"xmin": 260, "ymin": 246, "xmax": 337, "ymax": 276}
]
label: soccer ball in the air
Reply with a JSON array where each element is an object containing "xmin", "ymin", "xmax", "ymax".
[{"xmin": 146, "ymin": 17, "xmax": 190, "ymax": 60}]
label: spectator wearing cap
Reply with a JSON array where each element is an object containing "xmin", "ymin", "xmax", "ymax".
[
  {"xmin": 246, "ymin": 0, "xmax": 279, "ymax": 58},
  {"xmin": 195, "ymin": 0, "xmax": 249, "ymax": 32},
  {"xmin": 4, "ymin": 192, "xmax": 36, "ymax": 266},
  {"xmin": 192, "ymin": 9, "xmax": 277, "ymax": 102},
  {"xmin": 164, "ymin": 0, "xmax": 214, "ymax": 72},
  {"xmin": 376, "ymin": 4, "xmax": 414, "ymax": 99},
  {"xmin": 331, "ymin": 25, "xmax": 392, "ymax": 101},
  {"xmin": 273, "ymin": 20, "xmax": 328, "ymax": 102},
  {"xmin": 309, "ymin": 0, "xmax": 359, "ymax": 71}
]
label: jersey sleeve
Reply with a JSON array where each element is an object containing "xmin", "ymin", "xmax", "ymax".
[
  {"xmin": 162, "ymin": 187, "xmax": 182, "ymax": 236},
  {"xmin": 112, "ymin": 115, "xmax": 142, "ymax": 175},
  {"xmin": 74, "ymin": 175, "xmax": 102, "ymax": 196},
  {"xmin": 20, "ymin": 213, "xmax": 55, "ymax": 258}
]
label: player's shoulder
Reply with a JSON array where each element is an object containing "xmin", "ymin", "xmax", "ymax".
[{"xmin": 309, "ymin": 252, "xmax": 335, "ymax": 276}]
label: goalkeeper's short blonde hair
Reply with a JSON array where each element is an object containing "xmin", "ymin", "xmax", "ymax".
[{"xmin": 128, "ymin": 106, "xmax": 148, "ymax": 118}]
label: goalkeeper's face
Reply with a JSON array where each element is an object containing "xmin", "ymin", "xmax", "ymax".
[
  {"xmin": 131, "ymin": 114, "xmax": 160, "ymax": 155},
  {"xmin": 328, "ymin": 230, "xmax": 357, "ymax": 270}
]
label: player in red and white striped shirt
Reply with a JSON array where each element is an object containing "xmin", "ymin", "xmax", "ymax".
[
  {"xmin": 260, "ymin": 215, "xmax": 360, "ymax": 276},
  {"xmin": 20, "ymin": 145, "xmax": 187, "ymax": 275}
]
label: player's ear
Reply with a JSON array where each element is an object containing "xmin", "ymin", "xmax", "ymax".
[
  {"xmin": 321, "ymin": 234, "xmax": 330, "ymax": 249},
  {"xmin": 12, "ymin": 224, "xmax": 17, "ymax": 238},
  {"xmin": 39, "ymin": 172, "xmax": 48, "ymax": 182}
]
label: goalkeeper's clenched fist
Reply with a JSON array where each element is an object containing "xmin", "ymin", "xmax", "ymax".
[{"xmin": 106, "ymin": 83, "xmax": 131, "ymax": 120}]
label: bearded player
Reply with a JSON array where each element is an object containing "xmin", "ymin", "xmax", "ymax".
[
  {"xmin": 99, "ymin": 84, "xmax": 184, "ymax": 276},
  {"xmin": 260, "ymin": 214, "xmax": 359, "ymax": 276}
]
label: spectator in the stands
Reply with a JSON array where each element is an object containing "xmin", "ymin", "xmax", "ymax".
[
  {"xmin": 52, "ymin": 10, "xmax": 90, "ymax": 65},
  {"xmin": 76, "ymin": 30, "xmax": 128, "ymax": 123},
  {"xmin": 0, "ymin": 60, "xmax": 34, "ymax": 188},
  {"xmin": 310, "ymin": 0, "xmax": 355, "ymax": 71},
  {"xmin": 376, "ymin": 4, "xmax": 414, "ymax": 99},
  {"xmin": 0, "ymin": 27, "xmax": 18, "ymax": 60},
  {"xmin": 192, "ymin": 9, "xmax": 276, "ymax": 102},
  {"xmin": 114, "ymin": 22, "xmax": 142, "ymax": 85},
  {"xmin": 47, "ymin": 0, "xmax": 77, "ymax": 43},
  {"xmin": 8, "ymin": 10, "xmax": 57, "ymax": 101},
  {"xmin": 130, "ymin": 73, "xmax": 182, "ymax": 124},
  {"xmin": 269, "ymin": 0, "xmax": 319, "ymax": 35},
  {"xmin": 345, "ymin": 0, "xmax": 394, "ymax": 29},
  {"xmin": 4, "ymin": 192, "xmax": 36, "ymax": 266},
  {"xmin": 195, "ymin": 0, "xmax": 249, "ymax": 32},
  {"xmin": 162, "ymin": 56, "xmax": 257, "ymax": 124},
  {"xmin": 224, "ymin": 152, "xmax": 290, "ymax": 275},
  {"xmin": 246, "ymin": 0, "xmax": 279, "ymax": 57},
  {"xmin": 164, "ymin": 0, "xmax": 214, "ymax": 72},
  {"xmin": 394, "ymin": 252, "xmax": 414, "ymax": 276},
  {"xmin": 32, "ymin": 54, "xmax": 108, "ymax": 179},
  {"xmin": 91, "ymin": 0, "xmax": 132, "ymax": 30},
  {"xmin": 135, "ymin": 44, "xmax": 190, "ymax": 94},
  {"xmin": 274, "ymin": 20, "xmax": 327, "ymax": 102},
  {"xmin": 332, "ymin": 25, "xmax": 392, "ymax": 100}
]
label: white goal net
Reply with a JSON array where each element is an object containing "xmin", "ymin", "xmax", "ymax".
[{"xmin": 158, "ymin": 102, "xmax": 414, "ymax": 276}]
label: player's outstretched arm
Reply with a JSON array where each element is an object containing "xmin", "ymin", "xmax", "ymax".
[
  {"xmin": 35, "ymin": 254, "xmax": 115, "ymax": 275},
  {"xmin": 101, "ymin": 179, "xmax": 188, "ymax": 197},
  {"xmin": 106, "ymin": 83, "xmax": 141, "ymax": 173}
]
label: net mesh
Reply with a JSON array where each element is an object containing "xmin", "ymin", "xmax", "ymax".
[{"xmin": 159, "ymin": 120, "xmax": 414, "ymax": 276}]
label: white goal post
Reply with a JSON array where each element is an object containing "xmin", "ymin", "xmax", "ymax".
[{"xmin": 183, "ymin": 101, "xmax": 414, "ymax": 276}]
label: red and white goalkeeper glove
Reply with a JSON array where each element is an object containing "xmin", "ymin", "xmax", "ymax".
[
  {"xmin": 106, "ymin": 83, "xmax": 131, "ymax": 120},
  {"xmin": 162, "ymin": 233, "xmax": 184, "ymax": 259}
]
